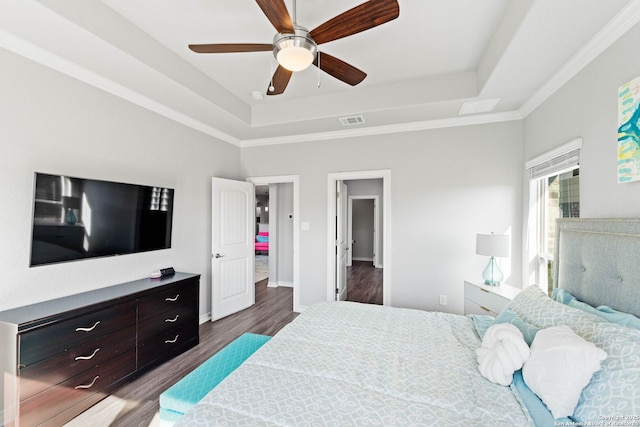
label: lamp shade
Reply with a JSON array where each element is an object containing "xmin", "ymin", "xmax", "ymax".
[
  {"xmin": 62, "ymin": 196, "xmax": 81, "ymax": 209},
  {"xmin": 476, "ymin": 234, "xmax": 510, "ymax": 257}
]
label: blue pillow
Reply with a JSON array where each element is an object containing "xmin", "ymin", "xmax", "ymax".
[
  {"xmin": 469, "ymin": 314, "xmax": 494, "ymax": 338},
  {"xmin": 552, "ymin": 289, "xmax": 640, "ymax": 330},
  {"xmin": 493, "ymin": 308, "xmax": 540, "ymax": 345},
  {"xmin": 256, "ymin": 235, "xmax": 269, "ymax": 243},
  {"xmin": 470, "ymin": 309, "xmax": 539, "ymax": 345},
  {"xmin": 512, "ymin": 370, "xmax": 574, "ymax": 424}
]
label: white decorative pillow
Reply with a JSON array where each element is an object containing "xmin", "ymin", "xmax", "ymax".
[
  {"xmin": 476, "ymin": 323, "xmax": 530, "ymax": 386},
  {"xmin": 522, "ymin": 325, "xmax": 607, "ymax": 419}
]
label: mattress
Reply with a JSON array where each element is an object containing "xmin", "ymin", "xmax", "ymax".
[{"xmin": 175, "ymin": 301, "xmax": 533, "ymax": 426}]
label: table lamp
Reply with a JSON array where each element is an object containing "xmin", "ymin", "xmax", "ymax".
[{"xmin": 476, "ymin": 233, "xmax": 510, "ymax": 286}]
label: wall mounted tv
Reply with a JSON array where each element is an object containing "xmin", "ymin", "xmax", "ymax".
[{"xmin": 30, "ymin": 173, "xmax": 174, "ymax": 266}]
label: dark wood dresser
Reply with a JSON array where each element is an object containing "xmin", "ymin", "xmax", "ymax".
[{"xmin": 0, "ymin": 272, "xmax": 200, "ymax": 427}]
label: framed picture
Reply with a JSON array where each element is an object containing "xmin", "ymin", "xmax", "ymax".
[{"xmin": 618, "ymin": 75, "xmax": 640, "ymax": 183}]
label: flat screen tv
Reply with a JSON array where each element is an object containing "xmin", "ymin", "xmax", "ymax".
[{"xmin": 30, "ymin": 173, "xmax": 174, "ymax": 266}]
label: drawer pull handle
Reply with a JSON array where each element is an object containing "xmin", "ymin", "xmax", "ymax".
[
  {"xmin": 166, "ymin": 294, "xmax": 180, "ymax": 302},
  {"xmin": 76, "ymin": 321, "xmax": 101, "ymax": 332},
  {"xmin": 75, "ymin": 348, "xmax": 100, "ymax": 361},
  {"xmin": 165, "ymin": 335, "xmax": 179, "ymax": 344},
  {"xmin": 165, "ymin": 315, "xmax": 180, "ymax": 323},
  {"xmin": 481, "ymin": 288, "xmax": 490, "ymax": 293},
  {"xmin": 75, "ymin": 375, "xmax": 99, "ymax": 390},
  {"xmin": 480, "ymin": 305, "xmax": 491, "ymax": 312}
]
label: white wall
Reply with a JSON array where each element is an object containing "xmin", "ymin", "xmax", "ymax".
[
  {"xmin": 241, "ymin": 121, "xmax": 524, "ymax": 313},
  {"xmin": 524, "ymin": 21, "xmax": 640, "ymax": 218},
  {"xmin": 0, "ymin": 49, "xmax": 241, "ymax": 314},
  {"xmin": 276, "ymin": 182, "xmax": 294, "ymax": 285}
]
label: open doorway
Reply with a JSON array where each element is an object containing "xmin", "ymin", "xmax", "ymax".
[
  {"xmin": 247, "ymin": 175, "xmax": 301, "ymax": 312},
  {"xmin": 327, "ymin": 170, "xmax": 390, "ymax": 305},
  {"xmin": 255, "ymin": 185, "xmax": 269, "ymax": 284},
  {"xmin": 346, "ymin": 188, "xmax": 382, "ymax": 305}
]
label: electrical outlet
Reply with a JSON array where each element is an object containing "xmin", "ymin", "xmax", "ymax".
[{"xmin": 439, "ymin": 295, "xmax": 447, "ymax": 306}]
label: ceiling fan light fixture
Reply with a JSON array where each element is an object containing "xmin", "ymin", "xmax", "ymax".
[{"xmin": 273, "ymin": 25, "xmax": 317, "ymax": 72}]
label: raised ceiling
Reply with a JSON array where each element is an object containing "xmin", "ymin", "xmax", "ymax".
[{"xmin": 1, "ymin": 0, "xmax": 639, "ymax": 146}]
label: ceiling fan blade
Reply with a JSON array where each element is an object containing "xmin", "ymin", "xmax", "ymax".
[
  {"xmin": 266, "ymin": 65, "xmax": 293, "ymax": 96},
  {"xmin": 255, "ymin": 0, "xmax": 294, "ymax": 34},
  {"xmin": 309, "ymin": 0, "xmax": 399, "ymax": 45},
  {"xmin": 314, "ymin": 52, "xmax": 366, "ymax": 86},
  {"xmin": 189, "ymin": 43, "xmax": 273, "ymax": 54}
]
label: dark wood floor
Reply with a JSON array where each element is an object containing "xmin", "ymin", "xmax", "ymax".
[
  {"xmin": 346, "ymin": 261, "xmax": 383, "ymax": 305},
  {"xmin": 67, "ymin": 279, "xmax": 296, "ymax": 427}
]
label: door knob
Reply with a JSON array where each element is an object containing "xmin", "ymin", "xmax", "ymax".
[{"xmin": 214, "ymin": 253, "xmax": 225, "ymax": 258}]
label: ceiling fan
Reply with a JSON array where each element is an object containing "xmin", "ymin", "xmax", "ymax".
[{"xmin": 188, "ymin": 0, "xmax": 400, "ymax": 96}]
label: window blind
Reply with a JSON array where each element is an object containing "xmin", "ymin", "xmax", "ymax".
[{"xmin": 525, "ymin": 138, "xmax": 582, "ymax": 180}]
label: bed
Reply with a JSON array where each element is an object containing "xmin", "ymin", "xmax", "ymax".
[{"xmin": 176, "ymin": 219, "xmax": 640, "ymax": 426}]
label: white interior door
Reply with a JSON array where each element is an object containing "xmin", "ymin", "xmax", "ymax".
[
  {"xmin": 336, "ymin": 180, "xmax": 348, "ymax": 301},
  {"xmin": 211, "ymin": 177, "xmax": 254, "ymax": 321}
]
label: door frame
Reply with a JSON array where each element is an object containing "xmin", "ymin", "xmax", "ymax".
[
  {"xmin": 247, "ymin": 175, "xmax": 301, "ymax": 313},
  {"xmin": 327, "ymin": 170, "xmax": 391, "ymax": 305},
  {"xmin": 348, "ymin": 195, "xmax": 380, "ymax": 268}
]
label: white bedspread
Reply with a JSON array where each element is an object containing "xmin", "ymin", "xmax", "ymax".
[{"xmin": 176, "ymin": 302, "xmax": 533, "ymax": 426}]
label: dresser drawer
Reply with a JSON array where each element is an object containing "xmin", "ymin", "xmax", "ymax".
[
  {"xmin": 19, "ymin": 349, "xmax": 136, "ymax": 427},
  {"xmin": 464, "ymin": 282, "xmax": 510, "ymax": 315},
  {"xmin": 19, "ymin": 323, "xmax": 136, "ymax": 401},
  {"xmin": 464, "ymin": 298, "xmax": 499, "ymax": 316},
  {"xmin": 138, "ymin": 278, "xmax": 198, "ymax": 321},
  {"xmin": 138, "ymin": 323, "xmax": 198, "ymax": 368},
  {"xmin": 19, "ymin": 300, "xmax": 136, "ymax": 367},
  {"xmin": 138, "ymin": 303, "xmax": 197, "ymax": 340}
]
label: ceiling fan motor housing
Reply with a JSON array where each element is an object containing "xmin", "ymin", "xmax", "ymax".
[{"xmin": 273, "ymin": 25, "xmax": 317, "ymax": 71}]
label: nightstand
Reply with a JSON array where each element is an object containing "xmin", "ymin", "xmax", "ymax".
[{"xmin": 464, "ymin": 280, "xmax": 521, "ymax": 316}]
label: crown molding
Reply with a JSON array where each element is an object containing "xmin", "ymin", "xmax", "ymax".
[
  {"xmin": 519, "ymin": 0, "xmax": 640, "ymax": 118},
  {"xmin": 240, "ymin": 111, "xmax": 523, "ymax": 147},
  {"xmin": 0, "ymin": 29, "xmax": 242, "ymax": 147}
]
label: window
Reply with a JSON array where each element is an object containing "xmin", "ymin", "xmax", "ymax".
[{"xmin": 525, "ymin": 139, "xmax": 581, "ymax": 294}]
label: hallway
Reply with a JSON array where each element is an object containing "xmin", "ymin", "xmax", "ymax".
[{"xmin": 346, "ymin": 261, "xmax": 383, "ymax": 305}]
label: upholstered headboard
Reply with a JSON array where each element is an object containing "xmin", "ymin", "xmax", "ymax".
[{"xmin": 554, "ymin": 218, "xmax": 640, "ymax": 318}]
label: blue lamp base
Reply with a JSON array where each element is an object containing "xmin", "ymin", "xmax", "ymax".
[{"xmin": 482, "ymin": 256, "xmax": 503, "ymax": 286}]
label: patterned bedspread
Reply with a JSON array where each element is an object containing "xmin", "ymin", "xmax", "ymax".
[{"xmin": 176, "ymin": 302, "xmax": 533, "ymax": 426}]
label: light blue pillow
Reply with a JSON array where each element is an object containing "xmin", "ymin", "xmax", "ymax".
[
  {"xmin": 469, "ymin": 314, "xmax": 494, "ymax": 339},
  {"xmin": 511, "ymin": 370, "xmax": 573, "ymax": 425},
  {"xmin": 493, "ymin": 308, "xmax": 540, "ymax": 345},
  {"xmin": 469, "ymin": 309, "xmax": 539, "ymax": 345},
  {"xmin": 256, "ymin": 235, "xmax": 269, "ymax": 243},
  {"xmin": 552, "ymin": 288, "xmax": 640, "ymax": 330}
]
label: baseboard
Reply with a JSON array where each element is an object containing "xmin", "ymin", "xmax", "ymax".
[
  {"xmin": 352, "ymin": 257, "xmax": 374, "ymax": 262},
  {"xmin": 199, "ymin": 313, "xmax": 211, "ymax": 324},
  {"xmin": 267, "ymin": 281, "xmax": 293, "ymax": 288}
]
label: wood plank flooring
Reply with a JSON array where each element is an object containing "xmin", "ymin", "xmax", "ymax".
[
  {"xmin": 65, "ymin": 279, "xmax": 296, "ymax": 427},
  {"xmin": 346, "ymin": 261, "xmax": 383, "ymax": 305}
]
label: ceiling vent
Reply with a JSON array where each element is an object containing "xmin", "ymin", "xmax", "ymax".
[{"xmin": 339, "ymin": 115, "xmax": 365, "ymax": 126}]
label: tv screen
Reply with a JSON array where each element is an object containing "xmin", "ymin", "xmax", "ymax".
[{"xmin": 30, "ymin": 173, "xmax": 174, "ymax": 266}]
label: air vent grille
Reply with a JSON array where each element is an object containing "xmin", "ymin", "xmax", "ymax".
[{"xmin": 339, "ymin": 115, "xmax": 365, "ymax": 126}]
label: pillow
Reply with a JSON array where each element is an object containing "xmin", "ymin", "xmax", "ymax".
[
  {"xmin": 522, "ymin": 325, "xmax": 607, "ymax": 419},
  {"xmin": 493, "ymin": 308, "xmax": 540, "ymax": 345},
  {"xmin": 552, "ymin": 288, "xmax": 640, "ymax": 330},
  {"xmin": 503, "ymin": 285, "xmax": 605, "ymax": 341},
  {"xmin": 572, "ymin": 322, "xmax": 640, "ymax": 421},
  {"xmin": 469, "ymin": 314, "xmax": 494, "ymax": 339},
  {"xmin": 511, "ymin": 370, "xmax": 573, "ymax": 426},
  {"xmin": 476, "ymin": 323, "xmax": 530, "ymax": 386},
  {"xmin": 256, "ymin": 235, "xmax": 269, "ymax": 243}
]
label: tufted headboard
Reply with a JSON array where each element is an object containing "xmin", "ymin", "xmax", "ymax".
[{"xmin": 554, "ymin": 218, "xmax": 640, "ymax": 318}]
